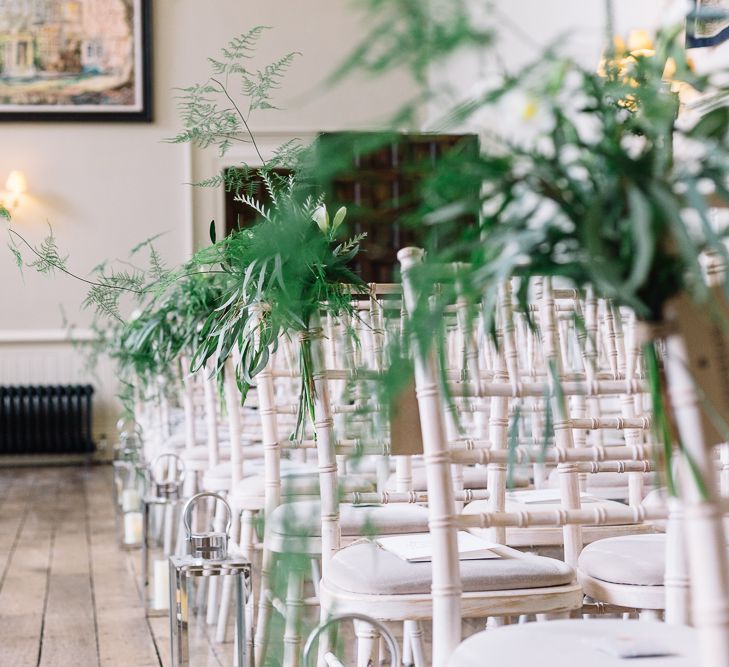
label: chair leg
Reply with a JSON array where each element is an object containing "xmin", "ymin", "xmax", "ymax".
[
  {"xmin": 407, "ymin": 620, "xmax": 426, "ymax": 667},
  {"xmin": 536, "ymin": 611, "xmax": 570, "ymax": 622},
  {"xmin": 206, "ymin": 499, "xmax": 228, "ymax": 625},
  {"xmin": 240, "ymin": 511, "xmax": 257, "ymax": 663},
  {"xmin": 310, "ymin": 557, "xmax": 321, "ymax": 599},
  {"xmin": 354, "ymin": 619, "xmax": 380, "ymax": 667},
  {"xmin": 216, "ymin": 509, "xmax": 244, "ymax": 642},
  {"xmin": 282, "ymin": 566, "xmax": 305, "ymax": 667},
  {"xmin": 402, "ymin": 622, "xmax": 413, "ymax": 667},
  {"xmin": 254, "ymin": 549, "xmax": 276, "ymax": 667}
]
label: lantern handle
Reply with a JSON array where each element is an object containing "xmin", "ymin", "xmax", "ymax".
[
  {"xmin": 182, "ymin": 492, "xmax": 232, "ymax": 538},
  {"xmin": 303, "ymin": 613, "xmax": 400, "ymax": 666},
  {"xmin": 150, "ymin": 452, "xmax": 186, "ymax": 486}
]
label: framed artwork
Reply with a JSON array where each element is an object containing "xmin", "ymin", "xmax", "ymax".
[
  {"xmin": 0, "ymin": 0, "xmax": 152, "ymax": 121},
  {"xmin": 687, "ymin": 0, "xmax": 729, "ymax": 48}
]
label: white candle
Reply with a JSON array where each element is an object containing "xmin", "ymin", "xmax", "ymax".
[
  {"xmin": 152, "ymin": 558, "xmax": 170, "ymax": 610},
  {"xmin": 121, "ymin": 488, "xmax": 141, "ymax": 512},
  {"xmin": 123, "ymin": 511, "xmax": 143, "ymax": 545}
]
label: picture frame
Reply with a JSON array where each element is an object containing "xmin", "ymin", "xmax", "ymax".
[{"xmin": 0, "ymin": 0, "xmax": 152, "ymax": 122}]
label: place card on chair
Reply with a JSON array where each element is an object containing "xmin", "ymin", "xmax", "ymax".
[
  {"xmin": 389, "ymin": 376, "xmax": 425, "ymax": 455},
  {"xmin": 590, "ymin": 636, "xmax": 677, "ymax": 659},
  {"xmin": 376, "ymin": 532, "xmax": 502, "ymax": 562}
]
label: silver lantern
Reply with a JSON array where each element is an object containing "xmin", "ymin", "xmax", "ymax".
[
  {"xmin": 142, "ymin": 453, "xmax": 186, "ymax": 616},
  {"xmin": 169, "ymin": 492, "xmax": 251, "ymax": 667},
  {"xmin": 112, "ymin": 428, "xmax": 146, "ymax": 549}
]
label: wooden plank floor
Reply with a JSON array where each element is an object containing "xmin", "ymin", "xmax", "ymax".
[
  {"xmin": 0, "ymin": 466, "xmax": 176, "ymax": 667},
  {"xmin": 0, "ymin": 465, "xmax": 442, "ymax": 667}
]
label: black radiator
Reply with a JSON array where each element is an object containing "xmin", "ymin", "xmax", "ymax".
[{"xmin": 0, "ymin": 385, "xmax": 94, "ymax": 454}]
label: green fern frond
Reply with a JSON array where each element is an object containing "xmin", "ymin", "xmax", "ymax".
[
  {"xmin": 130, "ymin": 233, "xmax": 166, "ymax": 255},
  {"xmin": 334, "ymin": 232, "xmax": 368, "ymax": 257},
  {"xmin": 236, "ymin": 192, "xmax": 271, "ymax": 221},
  {"xmin": 269, "ymin": 139, "xmax": 304, "ymax": 169},
  {"xmin": 83, "ymin": 284, "xmax": 123, "ymax": 321},
  {"xmin": 242, "ymin": 51, "xmax": 300, "ymax": 111},
  {"xmin": 29, "ymin": 226, "xmax": 68, "ymax": 274},
  {"xmin": 7, "ymin": 242, "xmax": 22, "ymax": 271},
  {"xmin": 223, "ymin": 26, "xmax": 271, "ymax": 60}
]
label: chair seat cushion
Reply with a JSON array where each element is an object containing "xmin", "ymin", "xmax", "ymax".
[
  {"xmin": 202, "ymin": 450, "xmax": 267, "ymax": 480},
  {"xmin": 269, "ymin": 500, "xmax": 429, "ymax": 538},
  {"xmin": 385, "ymin": 466, "xmax": 529, "ymax": 492},
  {"xmin": 230, "ymin": 469, "xmax": 376, "ymax": 509},
  {"xmin": 325, "ymin": 541, "xmax": 574, "ymax": 595},
  {"xmin": 547, "ymin": 469, "xmax": 656, "ymax": 501},
  {"xmin": 163, "ymin": 432, "xmax": 207, "ymax": 449},
  {"xmin": 578, "ymin": 534, "xmax": 665, "ymax": 586},
  {"xmin": 180, "ymin": 444, "xmax": 231, "ymax": 461},
  {"xmin": 447, "ymin": 619, "xmax": 697, "ymax": 667}
]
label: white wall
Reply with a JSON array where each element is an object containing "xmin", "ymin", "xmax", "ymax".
[
  {"xmin": 426, "ymin": 0, "xmax": 674, "ymax": 127},
  {"xmin": 0, "ymin": 0, "xmax": 416, "ymax": 440},
  {"xmin": 1, "ymin": 0, "xmax": 693, "ymax": 442}
]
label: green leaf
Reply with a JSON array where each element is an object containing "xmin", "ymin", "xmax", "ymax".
[
  {"xmin": 687, "ymin": 106, "xmax": 729, "ymax": 140},
  {"xmin": 624, "ymin": 186, "xmax": 654, "ymax": 291},
  {"xmin": 8, "ymin": 242, "xmax": 22, "ymax": 271},
  {"xmin": 209, "ymin": 220, "xmax": 217, "ymax": 244}
]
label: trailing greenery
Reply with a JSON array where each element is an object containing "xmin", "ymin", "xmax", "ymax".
[
  {"xmin": 176, "ymin": 175, "xmax": 366, "ymax": 437},
  {"xmin": 332, "ymin": 6, "xmax": 729, "ymax": 496}
]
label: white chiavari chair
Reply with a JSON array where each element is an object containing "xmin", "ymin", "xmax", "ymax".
[
  {"xmin": 313, "ymin": 266, "xmax": 582, "ymax": 667},
  {"xmin": 394, "ymin": 249, "xmax": 724, "ymax": 666},
  {"xmin": 250, "ymin": 290, "xmax": 436, "ymax": 667},
  {"xmin": 461, "ymin": 279, "xmax": 656, "ymax": 562}
]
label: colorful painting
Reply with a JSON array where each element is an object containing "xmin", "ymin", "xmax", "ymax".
[{"xmin": 0, "ymin": 0, "xmax": 151, "ymax": 120}]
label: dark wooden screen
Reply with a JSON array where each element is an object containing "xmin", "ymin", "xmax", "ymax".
[
  {"xmin": 223, "ymin": 133, "xmax": 479, "ymax": 282},
  {"xmin": 224, "ymin": 169, "xmax": 292, "ymax": 235}
]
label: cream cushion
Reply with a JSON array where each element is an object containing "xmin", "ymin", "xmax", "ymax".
[
  {"xmin": 180, "ymin": 444, "xmax": 231, "ymax": 461},
  {"xmin": 230, "ymin": 469, "xmax": 376, "ymax": 510},
  {"xmin": 386, "ymin": 466, "xmax": 529, "ymax": 492},
  {"xmin": 269, "ymin": 500, "xmax": 429, "ymax": 538},
  {"xmin": 325, "ymin": 541, "xmax": 574, "ymax": 595},
  {"xmin": 547, "ymin": 469, "xmax": 657, "ymax": 501},
  {"xmin": 448, "ymin": 619, "xmax": 697, "ymax": 667},
  {"xmin": 202, "ymin": 448, "xmax": 267, "ymax": 480},
  {"xmin": 578, "ymin": 534, "xmax": 665, "ymax": 586}
]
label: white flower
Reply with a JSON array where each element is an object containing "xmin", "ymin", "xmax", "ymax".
[
  {"xmin": 697, "ymin": 178, "xmax": 715, "ymax": 195},
  {"xmin": 559, "ymin": 145, "xmax": 582, "ymax": 165},
  {"xmin": 566, "ymin": 164, "xmax": 590, "ymax": 183},
  {"xmin": 620, "ymin": 134, "xmax": 648, "ymax": 159},
  {"xmin": 312, "ymin": 205, "xmax": 329, "ymax": 233},
  {"xmin": 673, "ymin": 133, "xmax": 707, "ymax": 176},
  {"xmin": 527, "ymin": 198, "xmax": 565, "ymax": 231},
  {"xmin": 495, "ymin": 87, "xmax": 555, "ymax": 151}
]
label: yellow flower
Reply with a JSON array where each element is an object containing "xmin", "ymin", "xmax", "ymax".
[
  {"xmin": 627, "ymin": 29, "xmax": 654, "ymax": 53},
  {"xmin": 522, "ymin": 98, "xmax": 540, "ymax": 121}
]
